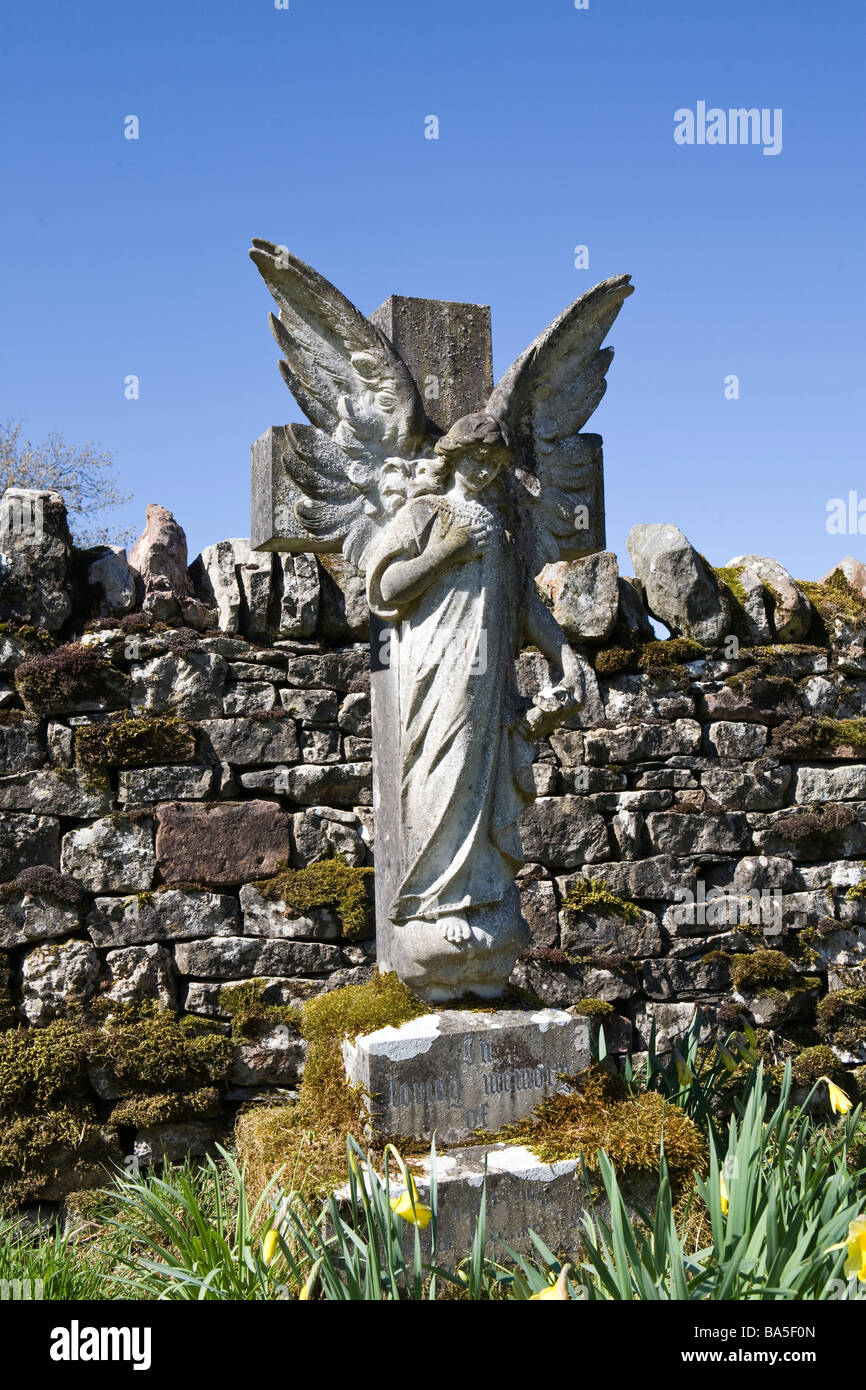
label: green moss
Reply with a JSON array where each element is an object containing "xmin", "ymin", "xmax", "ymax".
[
  {"xmin": 0, "ymin": 1103, "xmax": 120, "ymax": 1205},
  {"xmin": 846, "ymin": 877, "xmax": 866, "ymax": 903},
  {"xmin": 729, "ymin": 950, "xmax": 794, "ymax": 994},
  {"xmin": 108, "ymin": 1087, "xmax": 221, "ymax": 1127},
  {"xmin": 218, "ymin": 982, "xmax": 302, "ymax": 1040},
  {"xmin": 791, "ymin": 1045, "xmax": 847, "ymax": 1089},
  {"xmin": 774, "ymin": 717, "xmax": 866, "ymax": 760},
  {"xmin": 502, "ymin": 1065, "xmax": 706, "ymax": 1192},
  {"xmin": 0, "ymin": 1020, "xmax": 88, "ymax": 1113},
  {"xmin": 0, "ymin": 622, "xmax": 54, "ymax": 655},
  {"xmin": 798, "ymin": 571, "xmax": 866, "ymax": 637},
  {"xmin": 574, "ymin": 998, "xmax": 614, "ymax": 1019},
  {"xmin": 563, "ymin": 878, "xmax": 642, "ymax": 923},
  {"xmin": 593, "ymin": 637, "xmax": 704, "ymax": 679},
  {"xmin": 76, "ymin": 713, "xmax": 196, "ymax": 769},
  {"xmin": 15, "ymin": 643, "xmax": 127, "ymax": 715},
  {"xmin": 85, "ymin": 1008, "xmax": 233, "ymax": 1093},
  {"xmin": 236, "ymin": 972, "xmax": 430, "ymax": 1204},
  {"xmin": 253, "ymin": 854, "xmax": 374, "ymax": 941}
]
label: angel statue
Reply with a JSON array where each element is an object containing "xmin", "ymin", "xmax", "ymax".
[{"xmin": 250, "ymin": 240, "xmax": 632, "ymax": 1001}]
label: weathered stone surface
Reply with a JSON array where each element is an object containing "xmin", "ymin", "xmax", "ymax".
[
  {"xmin": 228, "ymin": 1024, "xmax": 306, "ymax": 1086},
  {"xmin": 370, "ymin": 294, "xmax": 493, "ymax": 435},
  {"xmin": 83, "ymin": 545, "xmax": 136, "ymax": 618},
  {"xmin": 561, "ymin": 855, "xmax": 697, "ymax": 903},
  {"xmin": 633, "ymin": 1001, "xmax": 703, "ymax": 1051},
  {"xmin": 646, "ymin": 811, "xmax": 750, "ymax": 855},
  {"xmin": 707, "ymin": 721, "xmax": 767, "ymax": 759},
  {"xmin": 174, "ymin": 935, "xmax": 342, "ymax": 979},
  {"xmin": 134, "ymin": 1123, "xmax": 220, "ymax": 1165},
  {"xmin": 518, "ymin": 877, "xmax": 559, "ymax": 949},
  {"xmin": 197, "ymin": 716, "xmax": 299, "ymax": 767},
  {"xmin": 727, "ymin": 554, "xmax": 813, "ymax": 642},
  {"xmin": 733, "ymin": 855, "xmax": 800, "ymax": 892},
  {"xmin": 190, "ymin": 538, "xmax": 246, "ymax": 633},
  {"xmin": 617, "ymin": 576, "xmax": 656, "ymax": 640},
  {"xmin": 263, "ymin": 761, "xmax": 372, "ymax": 807},
  {"xmin": 641, "ymin": 954, "xmax": 731, "ymax": 999},
  {"xmin": 282, "ymin": 649, "xmax": 367, "ymax": 693},
  {"xmin": 0, "ymin": 720, "xmax": 44, "ymax": 772},
  {"xmin": 222, "ymin": 682, "xmax": 277, "ymax": 715},
  {"xmin": 0, "ymin": 813, "xmax": 60, "ymax": 875},
  {"xmin": 561, "ymin": 906, "xmax": 662, "ymax": 957},
  {"xmin": 0, "ymin": 769, "xmax": 112, "ymax": 817},
  {"xmin": 701, "ymin": 761, "xmax": 792, "ymax": 812},
  {"xmin": 583, "ymin": 719, "xmax": 702, "ymax": 765},
  {"xmin": 118, "ymin": 765, "xmax": 214, "ymax": 805},
  {"xmin": 102, "ymin": 943, "xmax": 177, "ymax": 1008},
  {"xmin": 337, "ymin": 690, "xmax": 371, "ymax": 736},
  {"xmin": 278, "ymin": 688, "xmax": 338, "ymax": 726},
  {"xmin": 88, "ymin": 889, "xmax": 239, "ymax": 947},
  {"xmin": 343, "ymin": 1009, "xmax": 590, "ymax": 1144},
  {"xmin": 793, "ymin": 764, "xmax": 866, "ymax": 803},
  {"xmin": 61, "ymin": 815, "xmax": 155, "ymax": 892},
  {"xmin": 0, "ymin": 488, "xmax": 73, "ymax": 632},
  {"xmin": 155, "ymin": 800, "xmax": 290, "ymax": 888},
  {"xmin": 184, "ymin": 975, "xmax": 325, "ymax": 1018},
  {"xmin": 290, "ymin": 806, "xmax": 368, "ymax": 867},
  {"xmin": 130, "ymin": 651, "xmax": 227, "ymax": 719},
  {"xmin": 0, "ymin": 891, "xmax": 82, "ymax": 950},
  {"xmin": 276, "ymin": 553, "xmax": 319, "ymax": 637},
  {"xmin": 239, "ymin": 883, "xmax": 340, "ymax": 940},
  {"xmin": 20, "ymin": 938, "xmax": 100, "ymax": 1024},
  {"xmin": 129, "ymin": 503, "xmax": 215, "ymax": 628},
  {"xmin": 536, "ymin": 552, "xmax": 619, "ymax": 643},
  {"xmin": 699, "ymin": 685, "xmax": 776, "ymax": 724},
  {"xmin": 627, "ymin": 523, "xmax": 731, "ymax": 643},
  {"xmin": 722, "ymin": 562, "xmax": 773, "ymax": 642},
  {"xmin": 521, "ymin": 796, "xmax": 609, "ymax": 868},
  {"xmin": 317, "ymin": 554, "xmax": 369, "ymax": 641}
]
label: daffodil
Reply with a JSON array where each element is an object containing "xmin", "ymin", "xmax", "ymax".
[
  {"xmin": 262, "ymin": 1228, "xmax": 280, "ymax": 1266},
  {"xmin": 719, "ymin": 1171, "xmax": 729, "ymax": 1215},
  {"xmin": 299, "ymin": 1257, "xmax": 323, "ymax": 1300},
  {"xmin": 389, "ymin": 1173, "xmax": 432, "ymax": 1229},
  {"xmin": 675, "ymin": 1054, "xmax": 693, "ymax": 1087},
  {"xmin": 529, "ymin": 1264, "xmax": 572, "ymax": 1300},
  {"xmin": 828, "ymin": 1215, "xmax": 866, "ymax": 1282},
  {"xmin": 822, "ymin": 1077, "xmax": 853, "ymax": 1116}
]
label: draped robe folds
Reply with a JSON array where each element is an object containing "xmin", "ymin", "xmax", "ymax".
[{"xmin": 366, "ymin": 494, "xmax": 535, "ymax": 925}]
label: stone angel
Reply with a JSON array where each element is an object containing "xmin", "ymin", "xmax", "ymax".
[{"xmin": 250, "ymin": 240, "xmax": 632, "ymax": 999}]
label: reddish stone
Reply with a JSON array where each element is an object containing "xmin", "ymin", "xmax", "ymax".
[{"xmin": 155, "ymin": 801, "xmax": 290, "ymax": 888}]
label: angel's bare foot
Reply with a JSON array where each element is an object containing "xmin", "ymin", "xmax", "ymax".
[{"xmin": 442, "ymin": 916, "xmax": 472, "ymax": 944}]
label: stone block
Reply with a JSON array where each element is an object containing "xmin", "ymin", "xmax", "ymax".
[
  {"xmin": 342, "ymin": 1009, "xmax": 590, "ymax": 1145},
  {"xmin": 0, "ymin": 812, "xmax": 60, "ymax": 876},
  {"xmin": 155, "ymin": 800, "xmax": 290, "ymax": 887},
  {"xmin": 88, "ymin": 889, "xmax": 240, "ymax": 947},
  {"xmin": 197, "ymin": 716, "xmax": 299, "ymax": 767},
  {"xmin": 118, "ymin": 765, "xmax": 215, "ymax": 805},
  {"xmin": 173, "ymin": 935, "xmax": 342, "ymax": 979},
  {"xmin": 61, "ymin": 815, "xmax": 155, "ymax": 892}
]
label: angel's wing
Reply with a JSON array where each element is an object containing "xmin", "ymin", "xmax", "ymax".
[
  {"xmin": 250, "ymin": 241, "xmax": 426, "ymax": 568},
  {"xmin": 487, "ymin": 274, "xmax": 633, "ymax": 572}
]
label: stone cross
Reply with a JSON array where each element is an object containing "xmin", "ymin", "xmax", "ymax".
[{"xmin": 251, "ymin": 294, "xmax": 495, "ymax": 977}]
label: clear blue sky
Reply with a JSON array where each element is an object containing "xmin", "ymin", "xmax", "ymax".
[{"xmin": 2, "ymin": 0, "xmax": 864, "ymax": 580}]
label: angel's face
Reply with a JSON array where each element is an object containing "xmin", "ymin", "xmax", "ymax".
[{"xmin": 453, "ymin": 449, "xmax": 505, "ymax": 495}]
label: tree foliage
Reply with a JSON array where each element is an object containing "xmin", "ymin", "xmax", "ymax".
[{"xmin": 0, "ymin": 419, "xmax": 134, "ymax": 547}]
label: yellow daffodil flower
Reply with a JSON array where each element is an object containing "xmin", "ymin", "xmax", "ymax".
[
  {"xmin": 828, "ymin": 1216, "xmax": 866, "ymax": 1282},
  {"xmin": 389, "ymin": 1174, "xmax": 433, "ymax": 1229},
  {"xmin": 675, "ymin": 1055, "xmax": 693, "ymax": 1087},
  {"xmin": 529, "ymin": 1264, "xmax": 572, "ymax": 1300},
  {"xmin": 822, "ymin": 1077, "xmax": 854, "ymax": 1116},
  {"xmin": 299, "ymin": 1258, "xmax": 323, "ymax": 1300},
  {"xmin": 719, "ymin": 1171, "xmax": 729, "ymax": 1215},
  {"xmin": 262, "ymin": 1229, "xmax": 279, "ymax": 1265}
]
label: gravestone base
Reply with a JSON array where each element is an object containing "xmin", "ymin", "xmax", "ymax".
[{"xmin": 342, "ymin": 1008, "xmax": 591, "ymax": 1146}]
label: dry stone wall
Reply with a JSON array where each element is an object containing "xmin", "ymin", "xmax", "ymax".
[{"xmin": 1, "ymin": 485, "xmax": 866, "ymax": 1198}]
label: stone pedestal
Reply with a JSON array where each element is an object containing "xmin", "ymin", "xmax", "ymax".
[{"xmin": 342, "ymin": 1008, "xmax": 590, "ymax": 1145}]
